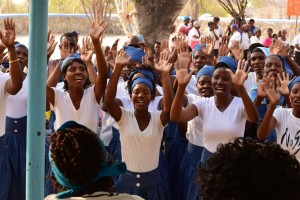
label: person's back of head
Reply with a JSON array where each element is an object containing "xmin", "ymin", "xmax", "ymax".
[
  {"xmin": 197, "ymin": 137, "xmax": 300, "ymax": 200},
  {"xmin": 49, "ymin": 121, "xmax": 126, "ymax": 199}
]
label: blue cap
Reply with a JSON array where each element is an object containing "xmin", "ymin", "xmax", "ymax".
[
  {"xmin": 124, "ymin": 46, "xmax": 145, "ymax": 65},
  {"xmin": 130, "ymin": 76, "xmax": 155, "ymax": 96},
  {"xmin": 60, "ymin": 53, "xmax": 81, "ymax": 72},
  {"xmin": 15, "ymin": 43, "xmax": 28, "ymax": 50},
  {"xmin": 288, "ymin": 76, "xmax": 300, "ymax": 91},
  {"xmin": 196, "ymin": 65, "xmax": 214, "ymax": 81},
  {"xmin": 215, "ymin": 56, "xmax": 237, "ymax": 74},
  {"xmin": 192, "ymin": 44, "xmax": 202, "ymax": 58},
  {"xmin": 183, "ymin": 15, "xmax": 190, "ymax": 21}
]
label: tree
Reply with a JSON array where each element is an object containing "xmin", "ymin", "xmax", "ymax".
[
  {"xmin": 217, "ymin": 0, "xmax": 248, "ymax": 23},
  {"xmin": 190, "ymin": 0, "xmax": 199, "ymax": 20},
  {"xmin": 131, "ymin": 0, "xmax": 189, "ymax": 46}
]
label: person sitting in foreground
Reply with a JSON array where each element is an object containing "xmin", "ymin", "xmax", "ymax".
[
  {"xmin": 197, "ymin": 137, "xmax": 300, "ymax": 200},
  {"xmin": 45, "ymin": 121, "xmax": 144, "ymax": 200}
]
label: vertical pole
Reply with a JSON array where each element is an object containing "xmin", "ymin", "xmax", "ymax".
[{"xmin": 26, "ymin": 0, "xmax": 48, "ymax": 199}]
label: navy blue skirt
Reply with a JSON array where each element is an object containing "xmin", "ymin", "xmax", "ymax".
[
  {"xmin": 179, "ymin": 143, "xmax": 204, "ymax": 200},
  {"xmin": 0, "ymin": 134, "xmax": 15, "ymax": 200},
  {"xmin": 108, "ymin": 127, "xmax": 122, "ymax": 162},
  {"xmin": 186, "ymin": 148, "xmax": 214, "ymax": 200},
  {"xmin": 115, "ymin": 168, "xmax": 168, "ymax": 200},
  {"xmin": 168, "ymin": 129, "xmax": 188, "ymax": 200},
  {"xmin": 6, "ymin": 116, "xmax": 27, "ymax": 200},
  {"xmin": 163, "ymin": 121, "xmax": 177, "ymax": 157}
]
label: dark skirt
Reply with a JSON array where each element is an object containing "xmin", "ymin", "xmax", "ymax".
[
  {"xmin": 163, "ymin": 121, "xmax": 177, "ymax": 156},
  {"xmin": 108, "ymin": 127, "xmax": 122, "ymax": 162},
  {"xmin": 168, "ymin": 129, "xmax": 188, "ymax": 200},
  {"xmin": 6, "ymin": 116, "xmax": 27, "ymax": 200},
  {"xmin": 115, "ymin": 167, "xmax": 168, "ymax": 200},
  {"xmin": 0, "ymin": 134, "xmax": 15, "ymax": 200},
  {"xmin": 179, "ymin": 143, "xmax": 204, "ymax": 200},
  {"xmin": 186, "ymin": 148, "xmax": 214, "ymax": 200}
]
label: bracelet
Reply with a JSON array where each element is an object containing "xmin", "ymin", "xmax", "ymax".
[{"xmin": 9, "ymin": 59, "xmax": 19, "ymax": 64}]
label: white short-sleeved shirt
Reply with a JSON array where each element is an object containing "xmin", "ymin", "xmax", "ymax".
[
  {"xmin": 45, "ymin": 192, "xmax": 144, "ymax": 200},
  {"xmin": 188, "ymin": 27, "xmax": 200, "ymax": 46},
  {"xmin": 294, "ymin": 34, "xmax": 300, "ymax": 52},
  {"xmin": 186, "ymin": 75, "xmax": 198, "ymax": 95},
  {"xmin": 229, "ymin": 31, "xmax": 241, "ymax": 49},
  {"xmin": 273, "ymin": 108, "xmax": 300, "ymax": 162},
  {"xmin": 208, "ymin": 28, "xmax": 222, "ymax": 49},
  {"xmin": 0, "ymin": 72, "xmax": 10, "ymax": 136},
  {"xmin": 186, "ymin": 94, "xmax": 204, "ymax": 146},
  {"xmin": 117, "ymin": 107, "xmax": 165, "ymax": 172},
  {"xmin": 244, "ymin": 72, "xmax": 256, "ymax": 94},
  {"xmin": 6, "ymin": 76, "xmax": 28, "ymax": 118},
  {"xmin": 240, "ymin": 32, "xmax": 250, "ymax": 50},
  {"xmin": 192, "ymin": 96, "xmax": 247, "ymax": 152},
  {"xmin": 51, "ymin": 85, "xmax": 101, "ymax": 132},
  {"xmin": 250, "ymin": 36, "xmax": 262, "ymax": 44}
]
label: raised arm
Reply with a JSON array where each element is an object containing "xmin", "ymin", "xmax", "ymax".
[
  {"xmin": 1, "ymin": 18, "xmax": 22, "ymax": 95},
  {"xmin": 105, "ymin": 51, "xmax": 130, "ymax": 122},
  {"xmin": 89, "ymin": 20, "xmax": 108, "ymax": 104},
  {"xmin": 171, "ymin": 50, "xmax": 198, "ymax": 123},
  {"xmin": 257, "ymin": 78, "xmax": 280, "ymax": 140},
  {"xmin": 46, "ymin": 60, "xmax": 62, "ymax": 109},
  {"xmin": 278, "ymin": 72, "xmax": 291, "ymax": 107},
  {"xmin": 154, "ymin": 50, "xmax": 173, "ymax": 126},
  {"xmin": 227, "ymin": 59, "xmax": 259, "ymax": 123}
]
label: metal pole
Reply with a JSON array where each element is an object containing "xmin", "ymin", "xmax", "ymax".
[{"xmin": 26, "ymin": 0, "xmax": 48, "ymax": 199}]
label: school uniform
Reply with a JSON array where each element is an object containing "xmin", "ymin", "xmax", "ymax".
[
  {"xmin": 0, "ymin": 72, "xmax": 15, "ymax": 200},
  {"xmin": 5, "ymin": 76, "xmax": 28, "ymax": 200},
  {"xmin": 114, "ymin": 108, "xmax": 169, "ymax": 200}
]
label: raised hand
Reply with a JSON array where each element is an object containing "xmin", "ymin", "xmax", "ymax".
[
  {"xmin": 277, "ymin": 72, "xmax": 290, "ymax": 97},
  {"xmin": 227, "ymin": 59, "xmax": 250, "ymax": 89},
  {"xmin": 80, "ymin": 36, "xmax": 94, "ymax": 63},
  {"xmin": 270, "ymin": 40, "xmax": 283, "ymax": 55},
  {"xmin": 111, "ymin": 38, "xmax": 119, "ymax": 52},
  {"xmin": 155, "ymin": 50, "xmax": 173, "ymax": 73},
  {"xmin": 89, "ymin": 20, "xmax": 109, "ymax": 41},
  {"xmin": 176, "ymin": 67, "xmax": 194, "ymax": 86},
  {"xmin": 60, "ymin": 40, "xmax": 73, "ymax": 59},
  {"xmin": 230, "ymin": 40, "xmax": 244, "ymax": 61},
  {"xmin": 115, "ymin": 49, "xmax": 130, "ymax": 69},
  {"xmin": 265, "ymin": 77, "xmax": 280, "ymax": 105},
  {"xmin": 47, "ymin": 30, "xmax": 58, "ymax": 58},
  {"xmin": 202, "ymin": 36, "xmax": 215, "ymax": 56},
  {"xmin": 0, "ymin": 18, "xmax": 16, "ymax": 47},
  {"xmin": 161, "ymin": 38, "xmax": 169, "ymax": 51},
  {"xmin": 218, "ymin": 36, "xmax": 230, "ymax": 58},
  {"xmin": 176, "ymin": 41, "xmax": 191, "ymax": 69}
]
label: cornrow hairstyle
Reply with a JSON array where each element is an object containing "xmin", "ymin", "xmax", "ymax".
[{"xmin": 50, "ymin": 125, "xmax": 114, "ymax": 196}]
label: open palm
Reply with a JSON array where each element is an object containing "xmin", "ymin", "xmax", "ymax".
[
  {"xmin": 89, "ymin": 20, "xmax": 108, "ymax": 41},
  {"xmin": 177, "ymin": 68, "xmax": 193, "ymax": 86}
]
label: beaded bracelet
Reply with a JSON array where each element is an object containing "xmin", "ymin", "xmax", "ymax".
[{"xmin": 9, "ymin": 59, "xmax": 19, "ymax": 64}]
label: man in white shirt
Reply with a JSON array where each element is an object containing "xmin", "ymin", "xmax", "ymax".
[
  {"xmin": 240, "ymin": 24, "xmax": 251, "ymax": 60},
  {"xmin": 208, "ymin": 21, "xmax": 222, "ymax": 57},
  {"xmin": 228, "ymin": 24, "xmax": 241, "ymax": 49}
]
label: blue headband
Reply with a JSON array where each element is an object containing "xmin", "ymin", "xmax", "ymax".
[
  {"xmin": 192, "ymin": 44, "xmax": 202, "ymax": 58},
  {"xmin": 124, "ymin": 46, "xmax": 145, "ymax": 65},
  {"xmin": 196, "ymin": 65, "xmax": 214, "ymax": 81},
  {"xmin": 50, "ymin": 121, "xmax": 126, "ymax": 199},
  {"xmin": 60, "ymin": 53, "xmax": 81, "ymax": 72},
  {"xmin": 15, "ymin": 43, "xmax": 28, "ymax": 50},
  {"xmin": 183, "ymin": 15, "xmax": 190, "ymax": 21},
  {"xmin": 257, "ymin": 47, "xmax": 270, "ymax": 57},
  {"xmin": 288, "ymin": 76, "xmax": 300, "ymax": 91},
  {"xmin": 129, "ymin": 69, "xmax": 155, "ymax": 82},
  {"xmin": 215, "ymin": 56, "xmax": 237, "ymax": 74},
  {"xmin": 130, "ymin": 76, "xmax": 155, "ymax": 95}
]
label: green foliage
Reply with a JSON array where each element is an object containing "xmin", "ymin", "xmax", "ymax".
[
  {"xmin": 48, "ymin": 0, "xmax": 84, "ymax": 13},
  {"xmin": 199, "ymin": 0, "xmax": 228, "ymax": 17}
]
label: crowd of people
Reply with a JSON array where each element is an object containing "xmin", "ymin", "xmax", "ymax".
[{"xmin": 1, "ymin": 14, "xmax": 300, "ymax": 200}]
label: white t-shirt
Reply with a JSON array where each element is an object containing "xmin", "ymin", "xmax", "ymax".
[
  {"xmin": 45, "ymin": 192, "xmax": 144, "ymax": 200},
  {"xmin": 192, "ymin": 96, "xmax": 247, "ymax": 152},
  {"xmin": 6, "ymin": 76, "xmax": 28, "ymax": 118},
  {"xmin": 273, "ymin": 108, "xmax": 300, "ymax": 162},
  {"xmin": 208, "ymin": 28, "xmax": 222, "ymax": 49},
  {"xmin": 279, "ymin": 38, "xmax": 290, "ymax": 47},
  {"xmin": 51, "ymin": 85, "xmax": 101, "ymax": 132},
  {"xmin": 244, "ymin": 72, "xmax": 256, "ymax": 94},
  {"xmin": 293, "ymin": 34, "xmax": 300, "ymax": 52},
  {"xmin": 188, "ymin": 27, "xmax": 200, "ymax": 46},
  {"xmin": 0, "ymin": 72, "xmax": 10, "ymax": 136},
  {"xmin": 250, "ymin": 36, "xmax": 262, "ymax": 44},
  {"xmin": 229, "ymin": 31, "xmax": 241, "ymax": 49},
  {"xmin": 186, "ymin": 94, "xmax": 204, "ymax": 146},
  {"xmin": 186, "ymin": 75, "xmax": 198, "ymax": 95},
  {"xmin": 117, "ymin": 107, "xmax": 165, "ymax": 172},
  {"xmin": 240, "ymin": 32, "xmax": 250, "ymax": 50}
]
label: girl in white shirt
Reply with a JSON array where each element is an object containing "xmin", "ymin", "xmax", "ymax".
[
  {"xmin": 105, "ymin": 50, "xmax": 172, "ymax": 200},
  {"xmin": 171, "ymin": 57, "xmax": 259, "ymax": 200},
  {"xmin": 257, "ymin": 75, "xmax": 300, "ymax": 162}
]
